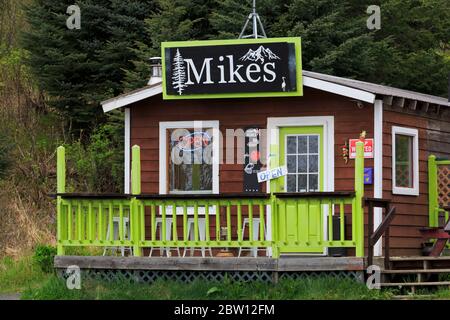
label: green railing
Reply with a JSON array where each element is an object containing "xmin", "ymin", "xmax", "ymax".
[
  {"xmin": 428, "ymin": 155, "xmax": 450, "ymax": 227},
  {"xmin": 56, "ymin": 142, "xmax": 365, "ymax": 258},
  {"xmin": 137, "ymin": 196, "xmax": 271, "ymax": 249}
]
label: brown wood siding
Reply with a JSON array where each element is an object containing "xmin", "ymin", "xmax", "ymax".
[
  {"xmin": 131, "ymin": 87, "xmax": 374, "ymax": 197},
  {"xmin": 383, "ymin": 108, "xmax": 450, "ymax": 256},
  {"xmin": 130, "ymin": 87, "xmax": 378, "ymax": 256},
  {"xmin": 129, "ymin": 86, "xmax": 450, "ymax": 257}
]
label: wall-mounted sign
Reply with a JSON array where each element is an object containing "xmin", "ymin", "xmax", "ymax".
[
  {"xmin": 243, "ymin": 127, "xmax": 262, "ymax": 193},
  {"xmin": 364, "ymin": 167, "xmax": 373, "ymax": 185},
  {"xmin": 349, "ymin": 138, "xmax": 374, "ymax": 159},
  {"xmin": 162, "ymin": 37, "xmax": 302, "ymax": 100},
  {"xmin": 257, "ymin": 166, "xmax": 288, "ymax": 183}
]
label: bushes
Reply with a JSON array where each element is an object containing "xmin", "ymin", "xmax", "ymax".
[
  {"xmin": 65, "ymin": 113, "xmax": 124, "ymax": 193},
  {"xmin": 32, "ymin": 245, "xmax": 56, "ymax": 273}
]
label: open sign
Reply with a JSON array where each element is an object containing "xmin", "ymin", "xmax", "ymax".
[
  {"xmin": 349, "ymin": 138, "xmax": 374, "ymax": 159},
  {"xmin": 175, "ymin": 131, "xmax": 211, "ymax": 151},
  {"xmin": 257, "ymin": 166, "xmax": 288, "ymax": 183}
]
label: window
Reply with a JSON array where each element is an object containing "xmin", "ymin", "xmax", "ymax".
[
  {"xmin": 392, "ymin": 126, "xmax": 419, "ymax": 196},
  {"xmin": 168, "ymin": 128, "xmax": 213, "ymax": 192},
  {"xmin": 160, "ymin": 121, "xmax": 219, "ymax": 194},
  {"xmin": 286, "ymin": 134, "xmax": 320, "ymax": 192}
]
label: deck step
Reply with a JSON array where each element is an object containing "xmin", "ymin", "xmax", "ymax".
[
  {"xmin": 382, "ymin": 269, "xmax": 450, "ymax": 274},
  {"xmin": 380, "ymin": 281, "xmax": 450, "ymax": 287},
  {"xmin": 390, "ymin": 256, "xmax": 450, "ymax": 262}
]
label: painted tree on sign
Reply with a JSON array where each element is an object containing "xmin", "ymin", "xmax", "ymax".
[{"xmin": 172, "ymin": 49, "xmax": 187, "ymax": 95}]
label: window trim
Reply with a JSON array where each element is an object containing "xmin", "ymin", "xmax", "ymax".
[
  {"xmin": 159, "ymin": 121, "xmax": 220, "ymax": 195},
  {"xmin": 391, "ymin": 126, "xmax": 419, "ymax": 196}
]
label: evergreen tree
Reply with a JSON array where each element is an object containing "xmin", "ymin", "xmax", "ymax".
[
  {"xmin": 123, "ymin": 0, "xmax": 217, "ymax": 90},
  {"xmin": 21, "ymin": 0, "xmax": 156, "ymax": 132},
  {"xmin": 269, "ymin": 0, "xmax": 450, "ymax": 96}
]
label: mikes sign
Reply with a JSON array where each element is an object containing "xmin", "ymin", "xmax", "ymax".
[{"xmin": 162, "ymin": 38, "xmax": 302, "ymax": 100}]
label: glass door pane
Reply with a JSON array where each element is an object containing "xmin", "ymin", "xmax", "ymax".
[{"xmin": 285, "ymin": 134, "xmax": 320, "ymax": 192}]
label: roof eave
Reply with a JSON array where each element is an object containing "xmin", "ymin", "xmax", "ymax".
[{"xmin": 101, "ymin": 76, "xmax": 376, "ymax": 113}]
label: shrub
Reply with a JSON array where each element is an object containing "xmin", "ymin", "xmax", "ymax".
[
  {"xmin": 33, "ymin": 245, "xmax": 56, "ymax": 273},
  {"xmin": 65, "ymin": 114, "xmax": 124, "ymax": 193}
]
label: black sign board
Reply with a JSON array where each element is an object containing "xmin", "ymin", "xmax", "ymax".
[
  {"xmin": 243, "ymin": 127, "xmax": 263, "ymax": 193},
  {"xmin": 162, "ymin": 38, "xmax": 302, "ymax": 100}
]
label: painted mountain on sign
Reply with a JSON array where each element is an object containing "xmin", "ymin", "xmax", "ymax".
[{"xmin": 239, "ymin": 46, "xmax": 281, "ymax": 64}]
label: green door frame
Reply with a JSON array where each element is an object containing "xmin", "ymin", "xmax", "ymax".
[{"xmin": 277, "ymin": 126, "xmax": 324, "ymax": 193}]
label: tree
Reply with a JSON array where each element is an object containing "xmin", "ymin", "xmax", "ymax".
[
  {"xmin": 269, "ymin": 0, "xmax": 450, "ymax": 96},
  {"xmin": 123, "ymin": 0, "xmax": 217, "ymax": 90},
  {"xmin": 21, "ymin": 0, "xmax": 157, "ymax": 132}
]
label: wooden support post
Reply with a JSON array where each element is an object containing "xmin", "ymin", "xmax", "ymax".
[
  {"xmin": 56, "ymin": 146, "xmax": 66, "ymax": 255},
  {"xmin": 428, "ymin": 155, "xmax": 438, "ymax": 227},
  {"xmin": 384, "ymin": 217, "xmax": 391, "ymax": 270},
  {"xmin": 131, "ymin": 145, "xmax": 142, "ymax": 257},
  {"xmin": 367, "ymin": 201, "xmax": 374, "ymax": 267},
  {"xmin": 354, "ymin": 141, "xmax": 365, "ymax": 258}
]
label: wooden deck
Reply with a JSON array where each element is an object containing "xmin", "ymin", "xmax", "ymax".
[{"xmin": 54, "ymin": 256, "xmax": 365, "ymax": 272}]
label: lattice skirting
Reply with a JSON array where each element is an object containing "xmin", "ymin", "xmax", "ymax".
[{"xmin": 56, "ymin": 268, "xmax": 364, "ymax": 284}]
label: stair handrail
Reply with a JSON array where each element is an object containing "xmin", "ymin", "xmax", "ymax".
[{"xmin": 365, "ymin": 197, "xmax": 396, "ymax": 270}]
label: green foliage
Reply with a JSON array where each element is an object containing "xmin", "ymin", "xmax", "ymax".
[
  {"xmin": 21, "ymin": 0, "xmax": 157, "ymax": 131},
  {"xmin": 65, "ymin": 112, "xmax": 124, "ymax": 193},
  {"xmin": 22, "ymin": 276, "xmax": 394, "ymax": 300},
  {"xmin": 124, "ymin": 0, "xmax": 218, "ymax": 90},
  {"xmin": 125, "ymin": 0, "xmax": 450, "ymax": 97},
  {"xmin": 32, "ymin": 245, "xmax": 57, "ymax": 274}
]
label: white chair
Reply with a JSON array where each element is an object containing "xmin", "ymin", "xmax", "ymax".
[
  {"xmin": 103, "ymin": 217, "xmax": 132, "ymax": 256},
  {"xmin": 183, "ymin": 218, "xmax": 213, "ymax": 257},
  {"xmin": 149, "ymin": 217, "xmax": 181, "ymax": 257},
  {"xmin": 238, "ymin": 218, "xmax": 266, "ymax": 257}
]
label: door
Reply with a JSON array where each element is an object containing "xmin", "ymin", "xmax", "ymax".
[{"xmin": 276, "ymin": 126, "xmax": 324, "ymax": 253}]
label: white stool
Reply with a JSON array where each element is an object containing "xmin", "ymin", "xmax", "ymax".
[
  {"xmin": 183, "ymin": 218, "xmax": 213, "ymax": 257},
  {"xmin": 149, "ymin": 217, "xmax": 181, "ymax": 257},
  {"xmin": 238, "ymin": 218, "xmax": 265, "ymax": 257},
  {"xmin": 103, "ymin": 217, "xmax": 132, "ymax": 256}
]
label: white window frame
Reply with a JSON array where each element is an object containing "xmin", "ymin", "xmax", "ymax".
[
  {"xmin": 391, "ymin": 126, "xmax": 419, "ymax": 196},
  {"xmin": 159, "ymin": 121, "xmax": 220, "ymax": 195}
]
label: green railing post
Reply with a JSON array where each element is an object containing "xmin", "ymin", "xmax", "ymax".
[
  {"xmin": 131, "ymin": 145, "xmax": 141, "ymax": 195},
  {"xmin": 354, "ymin": 141, "xmax": 365, "ymax": 257},
  {"xmin": 56, "ymin": 146, "xmax": 66, "ymax": 255},
  {"xmin": 428, "ymin": 155, "xmax": 438, "ymax": 227},
  {"xmin": 131, "ymin": 145, "xmax": 142, "ymax": 257}
]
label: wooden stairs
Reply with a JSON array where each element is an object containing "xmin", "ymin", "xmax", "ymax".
[
  {"xmin": 377, "ymin": 217, "xmax": 450, "ymax": 294},
  {"xmin": 378, "ymin": 256, "xmax": 450, "ymax": 294}
]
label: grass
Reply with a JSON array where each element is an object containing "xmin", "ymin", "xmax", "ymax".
[
  {"xmin": 0, "ymin": 255, "xmax": 50, "ymax": 294},
  {"xmin": 22, "ymin": 275, "xmax": 394, "ymax": 300}
]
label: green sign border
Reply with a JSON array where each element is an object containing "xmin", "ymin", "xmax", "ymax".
[{"xmin": 161, "ymin": 37, "xmax": 302, "ymax": 100}]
